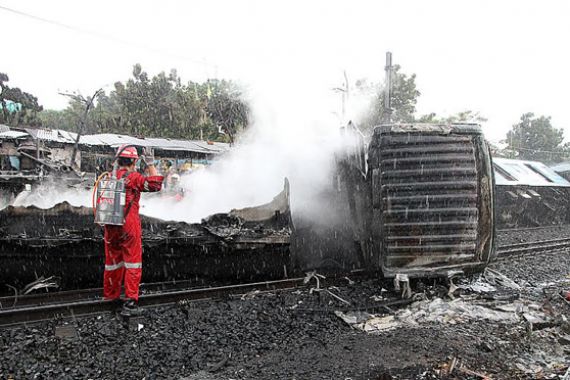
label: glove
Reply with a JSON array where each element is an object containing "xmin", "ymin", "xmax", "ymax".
[{"xmin": 142, "ymin": 147, "xmax": 155, "ymax": 166}]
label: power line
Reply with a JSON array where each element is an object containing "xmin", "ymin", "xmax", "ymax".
[
  {"xmin": 0, "ymin": 4, "xmax": 219, "ymax": 71},
  {"xmin": 504, "ymin": 145, "xmax": 569, "ymax": 155}
]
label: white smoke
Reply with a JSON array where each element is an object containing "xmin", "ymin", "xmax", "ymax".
[
  {"xmin": 8, "ymin": 181, "xmax": 91, "ymax": 209},
  {"xmin": 142, "ymin": 75, "xmax": 352, "ymax": 223}
]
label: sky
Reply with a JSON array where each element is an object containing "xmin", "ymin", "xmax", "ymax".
[{"xmin": 1, "ymin": 0, "xmax": 569, "ymax": 144}]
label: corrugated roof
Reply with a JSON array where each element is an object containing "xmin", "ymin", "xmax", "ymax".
[
  {"xmin": 0, "ymin": 131, "xmax": 29, "ymax": 139},
  {"xmin": 79, "ymin": 133, "xmax": 152, "ymax": 147},
  {"xmin": 24, "ymin": 128, "xmax": 78, "ymax": 143},
  {"xmin": 80, "ymin": 133, "xmax": 229, "ymax": 154},
  {"xmin": 39, "ymin": 129, "xmax": 77, "ymax": 143},
  {"xmin": 494, "ymin": 158, "xmax": 570, "ymax": 187},
  {"xmin": 0, "ymin": 127, "xmax": 229, "ymax": 155}
]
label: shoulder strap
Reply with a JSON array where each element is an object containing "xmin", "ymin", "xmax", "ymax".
[
  {"xmin": 122, "ymin": 172, "xmax": 139, "ymax": 219},
  {"xmin": 124, "ymin": 197, "xmax": 136, "ymax": 218}
]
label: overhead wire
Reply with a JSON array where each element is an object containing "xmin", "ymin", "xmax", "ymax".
[{"xmin": 0, "ymin": 4, "xmax": 219, "ymax": 72}]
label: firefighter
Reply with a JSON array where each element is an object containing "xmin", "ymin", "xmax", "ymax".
[
  {"xmin": 103, "ymin": 145, "xmax": 163, "ymax": 316},
  {"xmin": 165, "ymin": 173, "xmax": 185, "ymax": 201}
]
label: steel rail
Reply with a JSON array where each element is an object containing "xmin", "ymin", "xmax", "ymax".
[
  {"xmin": 496, "ymin": 237, "xmax": 570, "ymax": 256},
  {"xmin": 497, "ymin": 225, "xmax": 570, "ymax": 233},
  {"xmin": 0, "ymin": 278, "xmax": 218, "ymax": 309},
  {"xmin": 0, "ymin": 277, "xmax": 307, "ymax": 327},
  {"xmin": 3, "ymin": 235, "xmax": 570, "ymax": 326}
]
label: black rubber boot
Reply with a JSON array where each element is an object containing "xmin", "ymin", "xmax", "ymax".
[{"xmin": 121, "ymin": 299, "xmax": 142, "ymax": 317}]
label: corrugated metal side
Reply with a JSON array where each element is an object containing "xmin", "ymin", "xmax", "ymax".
[{"xmin": 377, "ymin": 133, "xmax": 481, "ymax": 272}]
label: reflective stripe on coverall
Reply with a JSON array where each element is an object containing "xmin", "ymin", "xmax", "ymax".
[{"xmin": 103, "ymin": 169, "xmax": 163, "ymax": 300}]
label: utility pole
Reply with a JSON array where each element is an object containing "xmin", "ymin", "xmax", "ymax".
[
  {"xmin": 60, "ymin": 89, "xmax": 103, "ymax": 171},
  {"xmin": 383, "ymin": 51, "xmax": 393, "ymax": 124},
  {"xmin": 342, "ymin": 70, "xmax": 349, "ymax": 122},
  {"xmin": 332, "ymin": 70, "xmax": 350, "ymax": 124}
]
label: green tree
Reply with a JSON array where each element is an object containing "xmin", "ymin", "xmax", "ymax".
[
  {"xmin": 38, "ymin": 64, "xmax": 250, "ymax": 142},
  {"xmin": 202, "ymin": 79, "xmax": 249, "ymax": 143},
  {"xmin": 0, "ymin": 72, "xmax": 43, "ymax": 126},
  {"xmin": 504, "ymin": 113, "xmax": 569, "ymax": 163},
  {"xmin": 38, "ymin": 109, "xmax": 76, "ymax": 130},
  {"xmin": 39, "ymin": 97, "xmax": 99, "ymax": 133}
]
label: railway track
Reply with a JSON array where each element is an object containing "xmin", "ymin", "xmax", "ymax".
[
  {"xmin": 496, "ymin": 226, "xmax": 569, "ymax": 233},
  {"xmin": 3, "ymin": 235, "xmax": 570, "ymax": 327},
  {"xmin": 0, "ymin": 278, "xmax": 217, "ymax": 309},
  {"xmin": 495, "ymin": 237, "xmax": 570, "ymax": 256},
  {"xmin": 0, "ymin": 278, "xmax": 309, "ymax": 327}
]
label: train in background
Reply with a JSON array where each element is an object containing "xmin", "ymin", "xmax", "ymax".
[{"xmin": 493, "ymin": 157, "xmax": 570, "ymax": 229}]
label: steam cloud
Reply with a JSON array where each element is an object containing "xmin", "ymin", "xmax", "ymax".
[{"xmin": 143, "ymin": 76, "xmax": 351, "ymax": 223}]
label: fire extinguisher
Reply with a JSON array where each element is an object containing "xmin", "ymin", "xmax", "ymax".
[{"xmin": 92, "ymin": 145, "xmax": 137, "ymax": 226}]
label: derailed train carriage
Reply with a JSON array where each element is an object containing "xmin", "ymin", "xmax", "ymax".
[
  {"xmin": 0, "ymin": 123, "xmax": 497, "ymax": 291},
  {"xmin": 0, "ymin": 185, "xmax": 292, "ymax": 289},
  {"xmin": 369, "ymin": 125, "xmax": 495, "ymax": 277},
  {"xmin": 297, "ymin": 123, "xmax": 496, "ymax": 279}
]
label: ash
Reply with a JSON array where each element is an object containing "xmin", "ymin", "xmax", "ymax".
[{"xmin": 2, "ymin": 229, "xmax": 570, "ymax": 379}]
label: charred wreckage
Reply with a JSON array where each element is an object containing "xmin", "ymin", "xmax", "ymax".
[{"xmin": 1, "ymin": 122, "xmax": 569, "ymax": 292}]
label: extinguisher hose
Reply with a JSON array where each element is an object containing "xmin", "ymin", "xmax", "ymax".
[{"xmin": 92, "ymin": 171, "xmax": 110, "ymax": 216}]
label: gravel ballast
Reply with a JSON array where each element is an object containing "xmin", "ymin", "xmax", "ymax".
[{"xmin": 1, "ymin": 227, "xmax": 570, "ymax": 379}]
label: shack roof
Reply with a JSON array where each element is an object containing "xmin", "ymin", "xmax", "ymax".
[
  {"xmin": 79, "ymin": 133, "xmax": 229, "ymax": 154},
  {"xmin": 0, "ymin": 130, "xmax": 29, "ymax": 140},
  {"xmin": 0, "ymin": 127, "xmax": 229, "ymax": 155},
  {"xmin": 25, "ymin": 128, "xmax": 78, "ymax": 143},
  {"xmin": 78, "ymin": 133, "xmax": 150, "ymax": 147}
]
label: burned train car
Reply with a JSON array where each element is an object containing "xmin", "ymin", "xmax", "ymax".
[
  {"xmin": 493, "ymin": 158, "xmax": 570, "ymax": 228},
  {"xmin": 325, "ymin": 123, "xmax": 496, "ymax": 278},
  {"xmin": 0, "ymin": 181, "xmax": 291, "ymax": 290}
]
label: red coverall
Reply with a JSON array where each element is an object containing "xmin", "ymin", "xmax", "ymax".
[{"xmin": 103, "ymin": 169, "xmax": 163, "ymax": 300}]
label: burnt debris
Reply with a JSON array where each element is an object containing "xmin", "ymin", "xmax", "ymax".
[{"xmin": 0, "ymin": 181, "xmax": 292, "ymax": 290}]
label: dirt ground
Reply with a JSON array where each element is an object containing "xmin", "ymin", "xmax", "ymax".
[{"xmin": 1, "ymin": 229, "xmax": 570, "ymax": 379}]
